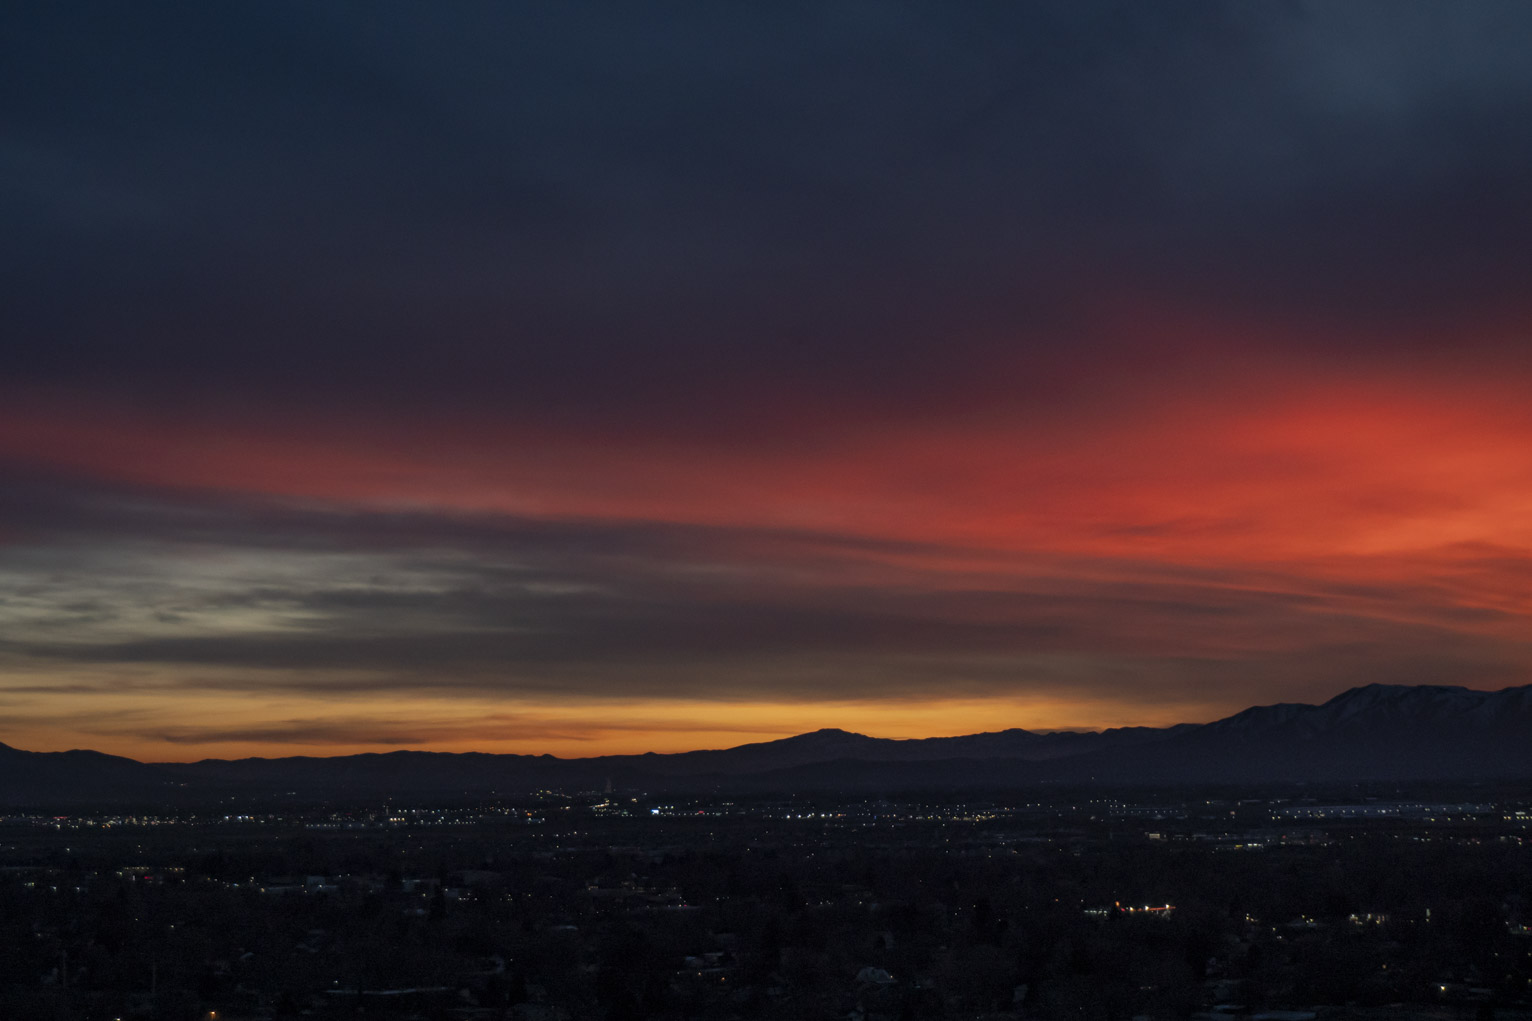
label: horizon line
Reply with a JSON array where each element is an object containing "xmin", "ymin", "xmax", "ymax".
[{"xmin": 4, "ymin": 681, "xmax": 1524, "ymax": 765}]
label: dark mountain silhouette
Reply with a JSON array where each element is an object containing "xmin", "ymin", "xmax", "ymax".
[
  {"xmin": 1050, "ymin": 683, "xmax": 1532, "ymax": 784},
  {"xmin": 592, "ymin": 722, "xmax": 1192, "ymax": 776},
  {"xmin": 2, "ymin": 683, "xmax": 1529, "ymax": 805},
  {"xmin": 0, "ymin": 741, "xmax": 180, "ymax": 803}
]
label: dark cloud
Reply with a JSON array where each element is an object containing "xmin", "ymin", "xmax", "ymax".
[
  {"xmin": 2, "ymin": 474, "xmax": 1527, "ymax": 708},
  {"xmin": 5, "ymin": 2, "xmax": 1532, "ymax": 430},
  {"xmin": 101, "ymin": 712, "xmax": 773, "ymax": 748}
]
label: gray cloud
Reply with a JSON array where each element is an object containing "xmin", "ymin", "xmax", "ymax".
[
  {"xmin": 5, "ymin": 2, "xmax": 1532, "ymax": 427},
  {"xmin": 94, "ymin": 712, "xmax": 776, "ymax": 749},
  {"xmin": 2, "ymin": 475, "xmax": 1527, "ymax": 709}
]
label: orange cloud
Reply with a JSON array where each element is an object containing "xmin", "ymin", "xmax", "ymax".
[
  {"xmin": 3, "ymin": 359, "xmax": 1529, "ymax": 565},
  {"xmin": 3, "ymin": 326, "xmax": 1531, "ymax": 758}
]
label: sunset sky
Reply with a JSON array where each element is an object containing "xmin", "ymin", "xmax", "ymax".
[{"xmin": 3, "ymin": 2, "xmax": 1531, "ymax": 761}]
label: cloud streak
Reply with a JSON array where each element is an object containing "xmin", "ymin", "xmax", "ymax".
[
  {"xmin": 2, "ymin": 474, "xmax": 1527, "ymax": 719},
  {"xmin": 2, "ymin": 2, "xmax": 1530, "ymax": 757}
]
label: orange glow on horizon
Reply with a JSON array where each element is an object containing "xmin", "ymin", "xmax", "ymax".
[
  {"xmin": 0, "ymin": 690, "xmax": 1230, "ymax": 763},
  {"xmin": 3, "ymin": 331, "xmax": 1531, "ymax": 759}
]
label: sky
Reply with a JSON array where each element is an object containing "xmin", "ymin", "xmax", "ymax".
[{"xmin": 3, "ymin": 2, "xmax": 1531, "ymax": 762}]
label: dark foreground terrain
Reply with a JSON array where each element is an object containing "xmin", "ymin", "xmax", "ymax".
[{"xmin": 3, "ymin": 784, "xmax": 1531, "ymax": 1020}]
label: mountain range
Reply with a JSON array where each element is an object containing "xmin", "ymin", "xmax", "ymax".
[{"xmin": 3, "ymin": 683, "xmax": 1531, "ymax": 805}]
